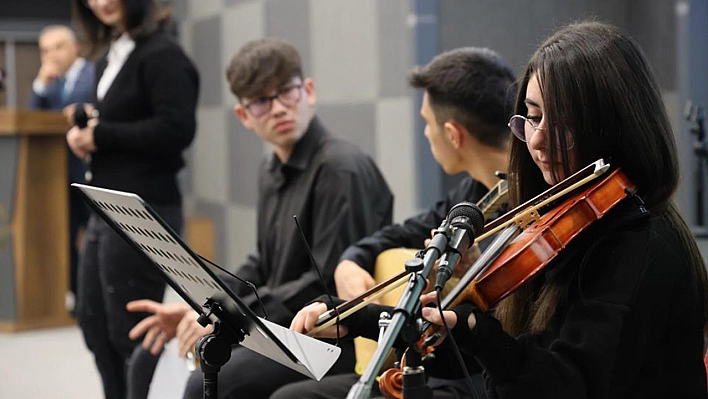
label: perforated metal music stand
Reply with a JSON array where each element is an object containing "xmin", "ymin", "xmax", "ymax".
[{"xmin": 72, "ymin": 183, "xmax": 341, "ymax": 383}]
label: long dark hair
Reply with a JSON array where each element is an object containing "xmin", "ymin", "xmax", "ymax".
[
  {"xmin": 72, "ymin": 0, "xmax": 173, "ymax": 58},
  {"xmin": 499, "ymin": 21, "xmax": 708, "ymax": 335}
]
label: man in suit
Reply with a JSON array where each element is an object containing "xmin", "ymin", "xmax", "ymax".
[{"xmin": 29, "ymin": 24, "xmax": 95, "ymax": 313}]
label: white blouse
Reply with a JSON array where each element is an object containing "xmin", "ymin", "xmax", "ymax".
[{"xmin": 96, "ymin": 33, "xmax": 135, "ymax": 101}]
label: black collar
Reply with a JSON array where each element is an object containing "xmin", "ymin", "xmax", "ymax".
[{"xmin": 267, "ymin": 116, "xmax": 326, "ymax": 172}]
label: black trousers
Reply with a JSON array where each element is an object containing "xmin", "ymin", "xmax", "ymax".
[
  {"xmin": 269, "ymin": 372, "xmax": 487, "ymax": 399},
  {"xmin": 76, "ymin": 205, "xmax": 182, "ymax": 399},
  {"xmin": 68, "ymin": 154, "xmax": 89, "ymax": 297},
  {"xmin": 183, "ymin": 340, "xmax": 356, "ymax": 399}
]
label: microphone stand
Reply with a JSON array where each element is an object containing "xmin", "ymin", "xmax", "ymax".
[
  {"xmin": 194, "ymin": 297, "xmax": 248, "ymax": 399},
  {"xmin": 346, "ymin": 222, "xmax": 451, "ymax": 399},
  {"xmin": 399, "ymin": 316, "xmax": 433, "ymax": 399}
]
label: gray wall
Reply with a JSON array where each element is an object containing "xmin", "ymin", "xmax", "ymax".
[
  {"xmin": 175, "ymin": 0, "xmax": 708, "ymax": 267},
  {"xmin": 436, "ymin": 0, "xmax": 682, "ymax": 193}
]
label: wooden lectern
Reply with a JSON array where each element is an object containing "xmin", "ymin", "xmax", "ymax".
[{"xmin": 0, "ymin": 108, "xmax": 73, "ymax": 331}]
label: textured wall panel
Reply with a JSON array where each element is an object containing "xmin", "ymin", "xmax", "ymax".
[
  {"xmin": 376, "ymin": 97, "xmax": 417, "ymax": 222},
  {"xmin": 227, "ymin": 108, "xmax": 265, "ymax": 207},
  {"xmin": 377, "ymin": 0, "xmax": 413, "ymax": 97},
  {"xmin": 316, "ymin": 102, "xmax": 377, "ymax": 159},
  {"xmin": 188, "ymin": 0, "xmax": 225, "ymax": 20},
  {"xmin": 226, "ymin": 203, "xmax": 258, "ymax": 272},
  {"xmin": 192, "ymin": 15, "xmax": 223, "ymax": 106},
  {"xmin": 310, "ymin": 0, "xmax": 378, "ymax": 102},
  {"xmin": 264, "ymin": 0, "xmax": 311, "ymax": 75},
  {"xmin": 225, "ymin": 0, "xmax": 255, "ymax": 6},
  {"xmin": 192, "ymin": 107, "xmax": 229, "ymax": 204},
  {"xmin": 221, "ymin": 1, "xmax": 265, "ymax": 105},
  {"xmin": 411, "ymin": 6, "xmax": 441, "ymax": 209}
]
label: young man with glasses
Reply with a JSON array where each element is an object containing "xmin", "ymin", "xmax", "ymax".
[{"xmin": 127, "ymin": 38, "xmax": 393, "ymax": 399}]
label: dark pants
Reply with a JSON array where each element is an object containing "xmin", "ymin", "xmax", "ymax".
[
  {"xmin": 77, "ymin": 205, "xmax": 182, "ymax": 399},
  {"xmin": 269, "ymin": 373, "xmax": 487, "ymax": 399},
  {"xmin": 183, "ymin": 340, "xmax": 357, "ymax": 399},
  {"xmin": 68, "ymin": 185, "xmax": 89, "ymax": 296},
  {"xmin": 68, "ymin": 152, "xmax": 89, "ymax": 296}
]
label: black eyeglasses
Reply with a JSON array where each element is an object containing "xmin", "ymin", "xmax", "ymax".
[
  {"xmin": 243, "ymin": 83, "xmax": 303, "ymax": 118},
  {"xmin": 508, "ymin": 115, "xmax": 574, "ymax": 149}
]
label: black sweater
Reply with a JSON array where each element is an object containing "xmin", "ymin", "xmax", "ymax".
[
  {"xmin": 91, "ymin": 30, "xmax": 199, "ymax": 205},
  {"xmin": 339, "ymin": 176, "xmax": 489, "ymax": 274}
]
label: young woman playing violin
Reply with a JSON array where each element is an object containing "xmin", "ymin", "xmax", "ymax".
[{"xmin": 291, "ymin": 21, "xmax": 708, "ymax": 399}]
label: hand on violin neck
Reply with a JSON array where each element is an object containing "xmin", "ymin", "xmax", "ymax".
[{"xmin": 420, "ymin": 292, "xmax": 478, "ymax": 341}]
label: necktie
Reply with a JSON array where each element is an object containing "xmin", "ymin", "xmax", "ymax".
[{"xmin": 58, "ymin": 76, "xmax": 70, "ymax": 103}]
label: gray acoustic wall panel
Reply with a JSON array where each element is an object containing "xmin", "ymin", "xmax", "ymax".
[
  {"xmin": 317, "ymin": 102, "xmax": 377, "ymax": 159},
  {"xmin": 264, "ymin": 0, "xmax": 311, "ymax": 77},
  {"xmin": 227, "ymin": 108, "xmax": 263, "ymax": 207},
  {"xmin": 192, "ymin": 15, "xmax": 223, "ymax": 107},
  {"xmin": 377, "ymin": 0, "xmax": 412, "ymax": 98}
]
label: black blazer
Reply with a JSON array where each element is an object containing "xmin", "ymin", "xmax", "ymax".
[{"xmin": 91, "ymin": 30, "xmax": 199, "ymax": 205}]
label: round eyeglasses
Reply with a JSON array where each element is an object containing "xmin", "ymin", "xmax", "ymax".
[
  {"xmin": 508, "ymin": 115, "xmax": 574, "ymax": 150},
  {"xmin": 243, "ymin": 83, "xmax": 303, "ymax": 118}
]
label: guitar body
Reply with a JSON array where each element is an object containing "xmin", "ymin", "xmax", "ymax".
[{"xmin": 353, "ymin": 248, "xmax": 417, "ymax": 375}]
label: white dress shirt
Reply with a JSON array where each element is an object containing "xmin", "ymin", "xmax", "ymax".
[{"xmin": 96, "ymin": 33, "xmax": 136, "ymax": 101}]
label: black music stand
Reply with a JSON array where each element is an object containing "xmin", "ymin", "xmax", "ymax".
[{"xmin": 72, "ymin": 183, "xmax": 341, "ymax": 398}]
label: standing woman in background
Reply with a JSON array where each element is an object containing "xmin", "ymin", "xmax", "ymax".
[{"xmin": 67, "ymin": 0, "xmax": 199, "ymax": 398}]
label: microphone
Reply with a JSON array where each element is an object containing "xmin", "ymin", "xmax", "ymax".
[
  {"xmin": 435, "ymin": 202, "xmax": 485, "ymax": 292},
  {"xmin": 73, "ymin": 102, "xmax": 88, "ymax": 128}
]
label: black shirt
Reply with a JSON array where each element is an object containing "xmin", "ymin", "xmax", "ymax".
[
  {"xmin": 229, "ymin": 116, "xmax": 393, "ymax": 325},
  {"xmin": 340, "ymin": 176, "xmax": 489, "ymax": 273}
]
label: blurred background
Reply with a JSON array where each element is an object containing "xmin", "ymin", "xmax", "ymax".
[{"xmin": 0, "ymin": 0, "xmax": 706, "ymax": 397}]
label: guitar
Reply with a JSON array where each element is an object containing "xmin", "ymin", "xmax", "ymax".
[{"xmin": 352, "ymin": 177, "xmax": 509, "ymax": 375}]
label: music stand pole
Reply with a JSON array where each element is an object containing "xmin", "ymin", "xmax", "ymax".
[
  {"xmin": 195, "ymin": 298, "xmax": 248, "ymax": 399},
  {"xmin": 196, "ymin": 332, "xmax": 230, "ymax": 399}
]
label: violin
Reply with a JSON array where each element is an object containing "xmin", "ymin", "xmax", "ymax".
[
  {"xmin": 310, "ymin": 159, "xmax": 608, "ymax": 336},
  {"xmin": 377, "ymin": 165, "xmax": 636, "ymax": 399}
]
